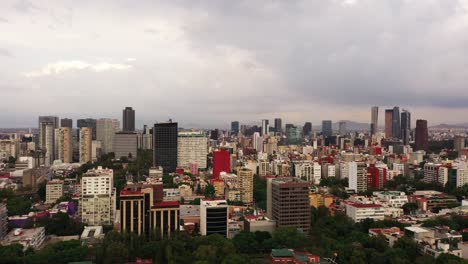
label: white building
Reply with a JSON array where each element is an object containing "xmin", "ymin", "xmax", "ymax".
[
  {"xmin": 457, "ymin": 169, "xmax": 468, "ymax": 187},
  {"xmin": 348, "ymin": 162, "xmax": 368, "ymax": 193},
  {"xmin": 80, "ymin": 167, "xmax": 116, "ymax": 225},
  {"xmin": 200, "ymin": 199, "xmax": 228, "ymax": 237},
  {"xmin": 346, "ymin": 202, "xmax": 385, "ymax": 222},
  {"xmin": 372, "ymin": 191, "xmax": 408, "ymax": 208},
  {"xmin": 423, "ymin": 163, "xmax": 448, "ymax": 185},
  {"xmin": 96, "ymin": 118, "xmax": 120, "ymax": 154},
  {"xmin": 392, "ymin": 163, "xmax": 405, "ymax": 176},
  {"xmin": 258, "ymin": 160, "xmax": 270, "ymax": 177},
  {"xmin": 177, "ymin": 131, "xmax": 208, "ymax": 169},
  {"xmin": 1, "ymin": 227, "xmax": 45, "ymax": 250},
  {"xmin": 39, "ymin": 122, "xmax": 55, "ymax": 166},
  {"xmin": 253, "ymin": 132, "xmax": 263, "ymax": 153},
  {"xmin": 294, "ymin": 161, "xmax": 321, "ymax": 184},
  {"xmin": 46, "ymin": 180, "xmax": 64, "ymax": 204}
]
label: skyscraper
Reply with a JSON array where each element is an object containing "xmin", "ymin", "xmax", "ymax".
[
  {"xmin": 253, "ymin": 132, "xmax": 263, "ymax": 152},
  {"xmin": 96, "ymin": 118, "xmax": 120, "ymax": 154},
  {"xmin": 210, "ymin": 129, "xmax": 219, "ymax": 141},
  {"xmin": 400, "ymin": 110, "xmax": 411, "ymax": 145},
  {"xmin": 370, "ymin": 106, "xmax": 378, "ymax": 135},
  {"xmin": 415, "ymin": 120, "xmax": 428, "ymax": 152},
  {"xmin": 60, "ymin": 118, "xmax": 73, "ymax": 128},
  {"xmin": 303, "ymin": 122, "xmax": 312, "ymax": 137},
  {"xmin": 153, "ymin": 122, "xmax": 178, "ymax": 173},
  {"xmin": 55, "ymin": 127, "xmax": 73, "ymax": 163},
  {"xmin": 261, "ymin": 119, "xmax": 269, "ymax": 136},
  {"xmin": 338, "ymin": 121, "xmax": 346, "ymax": 136},
  {"xmin": 392, "ymin": 106, "xmax": 401, "ymax": 139},
  {"xmin": 285, "ymin": 124, "xmax": 301, "ymax": 145},
  {"xmin": 39, "ymin": 121, "xmax": 55, "ymax": 165},
  {"xmin": 38, "ymin": 116, "xmax": 59, "ymax": 130},
  {"xmin": 122, "ymin": 107, "xmax": 135, "ymax": 132},
  {"xmin": 77, "ymin": 118, "xmax": 97, "ymax": 140},
  {"xmin": 177, "ymin": 131, "xmax": 208, "ymax": 169},
  {"xmin": 322, "ymin": 120, "xmax": 332, "ymax": 137},
  {"xmin": 274, "ymin": 118, "xmax": 282, "ymax": 134},
  {"xmin": 238, "ymin": 168, "xmax": 254, "ymax": 205},
  {"xmin": 79, "ymin": 127, "xmax": 92, "ymax": 163},
  {"xmin": 231, "ymin": 121, "xmax": 240, "ymax": 135},
  {"xmin": 384, "ymin": 109, "xmax": 393, "ymax": 138}
]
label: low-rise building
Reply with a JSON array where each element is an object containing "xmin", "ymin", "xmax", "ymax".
[
  {"xmin": 368, "ymin": 227, "xmax": 403, "ymax": 247},
  {"xmin": 1, "ymin": 227, "xmax": 45, "ymax": 250},
  {"xmin": 345, "ymin": 202, "xmax": 385, "ymax": 222},
  {"xmin": 46, "ymin": 180, "xmax": 64, "ymax": 204},
  {"xmin": 244, "ymin": 215, "xmax": 276, "ymax": 234}
]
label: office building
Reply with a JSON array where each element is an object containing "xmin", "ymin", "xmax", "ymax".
[
  {"xmin": 392, "ymin": 106, "xmax": 401, "ymax": 139},
  {"xmin": 151, "ymin": 201, "xmax": 180, "ymax": 237},
  {"xmin": 210, "ymin": 129, "xmax": 219, "ymax": 141},
  {"xmin": 79, "ymin": 127, "xmax": 92, "ymax": 163},
  {"xmin": 346, "ymin": 202, "xmax": 385, "ymax": 223},
  {"xmin": 457, "ymin": 169, "xmax": 468, "ymax": 188},
  {"xmin": 60, "ymin": 118, "xmax": 73, "ymax": 128},
  {"xmin": 367, "ymin": 165, "xmax": 387, "ymax": 190},
  {"xmin": 200, "ymin": 199, "xmax": 228, "ymax": 237},
  {"xmin": 322, "ymin": 120, "xmax": 332, "ymax": 137},
  {"xmin": 261, "ymin": 119, "xmax": 269, "ymax": 136},
  {"xmin": 113, "ymin": 132, "xmax": 138, "ymax": 160},
  {"xmin": 294, "ymin": 161, "xmax": 321, "ymax": 185},
  {"xmin": 303, "ymin": 122, "xmax": 312, "ymax": 137},
  {"xmin": 231, "ymin": 121, "xmax": 240, "ymax": 135},
  {"xmin": 55, "ymin": 127, "xmax": 73, "ymax": 163},
  {"xmin": 177, "ymin": 131, "xmax": 208, "ymax": 169},
  {"xmin": 77, "ymin": 118, "xmax": 97, "ymax": 140},
  {"xmin": 253, "ymin": 132, "xmax": 263, "ymax": 153},
  {"xmin": 153, "ymin": 122, "xmax": 178, "ymax": 173},
  {"xmin": 238, "ymin": 168, "xmax": 253, "ymax": 205},
  {"xmin": 122, "ymin": 107, "xmax": 135, "ymax": 132},
  {"xmin": 139, "ymin": 125, "xmax": 153, "ymax": 150},
  {"xmin": 285, "ymin": 124, "xmax": 301, "ymax": 145},
  {"xmin": 38, "ymin": 116, "xmax": 59, "ymax": 130},
  {"xmin": 348, "ymin": 162, "xmax": 368, "ymax": 193},
  {"xmin": 45, "ymin": 180, "xmax": 64, "ymax": 204},
  {"xmin": 0, "ymin": 203, "xmax": 7, "ymax": 239},
  {"xmin": 338, "ymin": 121, "xmax": 346, "ymax": 136},
  {"xmin": 38, "ymin": 122, "xmax": 55, "ymax": 165},
  {"xmin": 385, "ymin": 109, "xmax": 393, "ymax": 138},
  {"xmin": 81, "ymin": 167, "xmax": 116, "ymax": 225},
  {"xmin": 454, "ymin": 136, "xmax": 466, "ymax": 152},
  {"xmin": 370, "ymin": 106, "xmax": 379, "ymax": 135},
  {"xmin": 274, "ymin": 118, "xmax": 282, "ymax": 134},
  {"xmin": 96, "ymin": 118, "xmax": 120, "ymax": 154},
  {"xmin": 270, "ymin": 177, "xmax": 310, "ymax": 233},
  {"xmin": 213, "ymin": 149, "xmax": 230, "ymax": 180},
  {"xmin": 400, "ymin": 110, "xmax": 411, "ymax": 145},
  {"xmin": 415, "ymin": 120, "xmax": 428, "ymax": 152}
]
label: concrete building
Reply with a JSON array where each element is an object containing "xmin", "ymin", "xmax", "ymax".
[
  {"xmin": 346, "ymin": 202, "xmax": 385, "ymax": 222},
  {"xmin": 79, "ymin": 127, "xmax": 92, "ymax": 163},
  {"xmin": 46, "ymin": 180, "xmax": 64, "ymax": 204},
  {"xmin": 177, "ymin": 131, "xmax": 208, "ymax": 169},
  {"xmin": 77, "ymin": 118, "xmax": 97, "ymax": 140},
  {"xmin": 322, "ymin": 120, "xmax": 332, "ymax": 137},
  {"xmin": 81, "ymin": 167, "xmax": 116, "ymax": 225},
  {"xmin": 454, "ymin": 136, "xmax": 466, "ymax": 152},
  {"xmin": 261, "ymin": 119, "xmax": 269, "ymax": 136},
  {"xmin": 244, "ymin": 215, "xmax": 276, "ymax": 233},
  {"xmin": 238, "ymin": 168, "xmax": 254, "ymax": 205},
  {"xmin": 457, "ymin": 169, "xmax": 468, "ymax": 188},
  {"xmin": 113, "ymin": 132, "xmax": 138, "ymax": 159},
  {"xmin": 423, "ymin": 163, "xmax": 448, "ymax": 185},
  {"xmin": 370, "ymin": 106, "xmax": 379, "ymax": 135},
  {"xmin": 1, "ymin": 227, "xmax": 45, "ymax": 250},
  {"xmin": 122, "ymin": 107, "xmax": 135, "ymax": 132},
  {"xmin": 55, "ymin": 127, "xmax": 73, "ymax": 163},
  {"xmin": 96, "ymin": 118, "xmax": 120, "ymax": 154},
  {"xmin": 39, "ymin": 121, "xmax": 55, "ymax": 165},
  {"xmin": 91, "ymin": 140, "xmax": 102, "ymax": 162},
  {"xmin": 270, "ymin": 177, "xmax": 310, "ymax": 233},
  {"xmin": 60, "ymin": 118, "xmax": 73, "ymax": 128},
  {"xmin": 348, "ymin": 161, "xmax": 368, "ymax": 193},
  {"xmin": 200, "ymin": 199, "xmax": 228, "ymax": 237},
  {"xmin": 153, "ymin": 122, "xmax": 178, "ymax": 174},
  {"xmin": 294, "ymin": 161, "xmax": 321, "ymax": 185},
  {"xmin": 253, "ymin": 132, "xmax": 263, "ymax": 153}
]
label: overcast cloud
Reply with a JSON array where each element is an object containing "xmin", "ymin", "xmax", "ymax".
[{"xmin": 1, "ymin": 0, "xmax": 468, "ymax": 128}]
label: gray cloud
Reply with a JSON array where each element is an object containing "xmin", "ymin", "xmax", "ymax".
[
  {"xmin": 0, "ymin": 48, "xmax": 12, "ymax": 57},
  {"xmin": 1, "ymin": 0, "xmax": 468, "ymax": 128}
]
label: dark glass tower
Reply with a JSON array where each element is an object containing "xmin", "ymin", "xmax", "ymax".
[
  {"xmin": 400, "ymin": 110, "xmax": 411, "ymax": 145},
  {"xmin": 123, "ymin": 107, "xmax": 135, "ymax": 132},
  {"xmin": 231, "ymin": 121, "xmax": 239, "ymax": 135},
  {"xmin": 77, "ymin": 118, "xmax": 97, "ymax": 140},
  {"xmin": 322, "ymin": 120, "xmax": 332, "ymax": 137},
  {"xmin": 60, "ymin": 118, "xmax": 73, "ymax": 128},
  {"xmin": 274, "ymin": 118, "xmax": 282, "ymax": 134},
  {"xmin": 153, "ymin": 122, "xmax": 178, "ymax": 173},
  {"xmin": 303, "ymin": 122, "xmax": 312, "ymax": 137},
  {"xmin": 392, "ymin": 106, "xmax": 401, "ymax": 139},
  {"xmin": 415, "ymin": 120, "xmax": 428, "ymax": 151}
]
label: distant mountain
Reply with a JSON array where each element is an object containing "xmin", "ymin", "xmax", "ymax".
[{"xmin": 431, "ymin": 123, "xmax": 468, "ymax": 129}]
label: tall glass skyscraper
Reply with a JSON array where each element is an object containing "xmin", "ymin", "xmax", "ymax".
[
  {"xmin": 400, "ymin": 110, "xmax": 411, "ymax": 145},
  {"xmin": 153, "ymin": 121, "xmax": 178, "ymax": 173}
]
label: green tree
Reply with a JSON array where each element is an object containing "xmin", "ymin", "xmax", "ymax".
[
  {"xmin": 7, "ymin": 196, "xmax": 32, "ymax": 216},
  {"xmin": 104, "ymin": 241, "xmax": 129, "ymax": 264},
  {"xmin": 232, "ymin": 232, "xmax": 259, "ymax": 254},
  {"xmin": 204, "ymin": 184, "xmax": 215, "ymax": 198},
  {"xmin": 272, "ymin": 227, "xmax": 308, "ymax": 249}
]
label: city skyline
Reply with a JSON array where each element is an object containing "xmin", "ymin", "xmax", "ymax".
[{"xmin": 2, "ymin": 1, "xmax": 468, "ymax": 127}]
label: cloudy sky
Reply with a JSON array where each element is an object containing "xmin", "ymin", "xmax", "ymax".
[{"xmin": 1, "ymin": 0, "xmax": 468, "ymax": 129}]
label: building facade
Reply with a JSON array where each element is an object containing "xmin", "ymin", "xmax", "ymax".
[
  {"xmin": 153, "ymin": 122, "xmax": 178, "ymax": 173},
  {"xmin": 96, "ymin": 118, "xmax": 120, "ymax": 154},
  {"xmin": 122, "ymin": 107, "xmax": 135, "ymax": 132},
  {"xmin": 79, "ymin": 127, "xmax": 92, "ymax": 163},
  {"xmin": 177, "ymin": 131, "xmax": 208, "ymax": 169}
]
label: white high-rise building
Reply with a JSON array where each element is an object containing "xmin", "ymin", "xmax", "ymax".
[
  {"xmin": 261, "ymin": 119, "xmax": 269, "ymax": 136},
  {"xmin": 177, "ymin": 131, "xmax": 208, "ymax": 169},
  {"xmin": 253, "ymin": 132, "xmax": 263, "ymax": 153},
  {"xmin": 200, "ymin": 199, "xmax": 228, "ymax": 237},
  {"xmin": 457, "ymin": 169, "xmax": 468, "ymax": 187},
  {"xmin": 80, "ymin": 167, "xmax": 116, "ymax": 225},
  {"xmin": 96, "ymin": 119, "xmax": 120, "ymax": 154},
  {"xmin": 348, "ymin": 162, "xmax": 368, "ymax": 193},
  {"xmin": 294, "ymin": 161, "xmax": 321, "ymax": 184},
  {"xmin": 55, "ymin": 127, "xmax": 73, "ymax": 163},
  {"xmin": 258, "ymin": 160, "xmax": 270, "ymax": 177},
  {"xmin": 39, "ymin": 122, "xmax": 55, "ymax": 166}
]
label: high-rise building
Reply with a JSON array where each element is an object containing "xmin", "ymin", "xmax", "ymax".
[
  {"xmin": 384, "ymin": 109, "xmax": 393, "ymax": 138},
  {"xmin": 39, "ymin": 122, "xmax": 55, "ymax": 165},
  {"xmin": 238, "ymin": 168, "xmax": 253, "ymax": 205},
  {"xmin": 370, "ymin": 106, "xmax": 379, "ymax": 135},
  {"xmin": 392, "ymin": 106, "xmax": 401, "ymax": 139},
  {"xmin": 122, "ymin": 107, "xmax": 135, "ymax": 132},
  {"xmin": 303, "ymin": 122, "xmax": 312, "ymax": 137},
  {"xmin": 210, "ymin": 129, "xmax": 219, "ymax": 141},
  {"xmin": 113, "ymin": 132, "xmax": 138, "ymax": 159},
  {"xmin": 200, "ymin": 199, "xmax": 228, "ymax": 237},
  {"xmin": 348, "ymin": 161, "xmax": 368, "ymax": 193},
  {"xmin": 79, "ymin": 127, "xmax": 92, "ymax": 163},
  {"xmin": 338, "ymin": 121, "xmax": 346, "ymax": 136},
  {"xmin": 96, "ymin": 118, "xmax": 120, "ymax": 154},
  {"xmin": 45, "ymin": 180, "xmax": 64, "ymax": 204},
  {"xmin": 367, "ymin": 165, "xmax": 387, "ymax": 190},
  {"xmin": 177, "ymin": 131, "xmax": 208, "ymax": 169},
  {"xmin": 285, "ymin": 124, "xmax": 301, "ymax": 145},
  {"xmin": 153, "ymin": 122, "xmax": 178, "ymax": 173},
  {"xmin": 400, "ymin": 110, "xmax": 411, "ymax": 145},
  {"xmin": 270, "ymin": 177, "xmax": 310, "ymax": 233},
  {"xmin": 231, "ymin": 121, "xmax": 240, "ymax": 135},
  {"xmin": 253, "ymin": 132, "xmax": 263, "ymax": 153},
  {"xmin": 60, "ymin": 118, "xmax": 73, "ymax": 128},
  {"xmin": 140, "ymin": 125, "xmax": 153, "ymax": 150},
  {"xmin": 322, "ymin": 120, "xmax": 332, "ymax": 137},
  {"xmin": 81, "ymin": 167, "xmax": 116, "ymax": 226},
  {"xmin": 261, "ymin": 119, "xmax": 269, "ymax": 136},
  {"xmin": 274, "ymin": 118, "xmax": 282, "ymax": 134},
  {"xmin": 454, "ymin": 136, "xmax": 466, "ymax": 152},
  {"xmin": 77, "ymin": 118, "xmax": 97, "ymax": 140},
  {"xmin": 415, "ymin": 120, "xmax": 428, "ymax": 152},
  {"xmin": 39, "ymin": 116, "xmax": 59, "ymax": 130},
  {"xmin": 213, "ymin": 149, "xmax": 230, "ymax": 180},
  {"xmin": 55, "ymin": 127, "xmax": 73, "ymax": 163}
]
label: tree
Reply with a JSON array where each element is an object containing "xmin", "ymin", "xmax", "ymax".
[
  {"xmin": 204, "ymin": 184, "xmax": 215, "ymax": 198},
  {"xmin": 232, "ymin": 232, "xmax": 259, "ymax": 254},
  {"xmin": 272, "ymin": 227, "xmax": 308, "ymax": 249},
  {"xmin": 7, "ymin": 196, "xmax": 32, "ymax": 216},
  {"xmin": 393, "ymin": 236, "xmax": 420, "ymax": 261},
  {"xmin": 104, "ymin": 241, "xmax": 129, "ymax": 264},
  {"xmin": 402, "ymin": 203, "xmax": 419, "ymax": 215}
]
